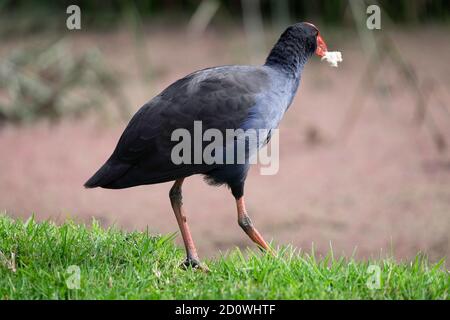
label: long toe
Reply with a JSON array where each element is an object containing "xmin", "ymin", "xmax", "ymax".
[{"xmin": 181, "ymin": 258, "xmax": 210, "ymax": 273}]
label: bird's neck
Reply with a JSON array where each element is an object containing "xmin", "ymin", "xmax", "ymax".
[{"xmin": 264, "ymin": 34, "xmax": 309, "ymax": 79}]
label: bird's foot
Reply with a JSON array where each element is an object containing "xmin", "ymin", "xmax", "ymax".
[
  {"xmin": 266, "ymin": 246, "xmax": 277, "ymax": 257},
  {"xmin": 257, "ymin": 244, "xmax": 277, "ymax": 257},
  {"xmin": 181, "ymin": 257, "xmax": 210, "ymax": 273}
]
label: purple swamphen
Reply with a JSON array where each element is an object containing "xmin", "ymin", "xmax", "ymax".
[{"xmin": 85, "ymin": 22, "xmax": 331, "ymax": 270}]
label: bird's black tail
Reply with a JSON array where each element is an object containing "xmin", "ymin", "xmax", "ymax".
[{"xmin": 84, "ymin": 160, "xmax": 130, "ymax": 189}]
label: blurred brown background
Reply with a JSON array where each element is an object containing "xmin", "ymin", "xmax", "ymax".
[{"xmin": 0, "ymin": 0, "xmax": 449, "ymax": 264}]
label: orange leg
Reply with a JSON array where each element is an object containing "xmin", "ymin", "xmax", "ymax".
[
  {"xmin": 236, "ymin": 197, "xmax": 273, "ymax": 253},
  {"xmin": 169, "ymin": 179, "xmax": 208, "ymax": 271}
]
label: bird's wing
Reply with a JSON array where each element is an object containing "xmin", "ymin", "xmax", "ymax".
[{"xmin": 91, "ymin": 66, "xmax": 270, "ymax": 188}]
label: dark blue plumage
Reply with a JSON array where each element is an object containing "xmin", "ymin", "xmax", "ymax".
[
  {"xmin": 85, "ymin": 22, "xmax": 323, "ymax": 269},
  {"xmin": 85, "ymin": 23, "xmax": 318, "ymax": 194}
]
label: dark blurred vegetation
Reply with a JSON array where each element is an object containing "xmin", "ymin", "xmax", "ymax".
[
  {"xmin": 0, "ymin": 0, "xmax": 449, "ymax": 35},
  {"xmin": 0, "ymin": 40, "xmax": 130, "ymax": 125}
]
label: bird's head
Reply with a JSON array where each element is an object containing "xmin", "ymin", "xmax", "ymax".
[
  {"xmin": 285, "ymin": 22, "xmax": 328, "ymax": 58},
  {"xmin": 266, "ymin": 22, "xmax": 340, "ymax": 73}
]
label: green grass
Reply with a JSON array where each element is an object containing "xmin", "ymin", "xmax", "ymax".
[{"xmin": 0, "ymin": 215, "xmax": 448, "ymax": 300}]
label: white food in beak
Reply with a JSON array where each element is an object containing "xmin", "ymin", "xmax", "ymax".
[{"xmin": 321, "ymin": 51, "xmax": 343, "ymax": 67}]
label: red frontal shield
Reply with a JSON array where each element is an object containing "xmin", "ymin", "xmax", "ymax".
[{"xmin": 315, "ymin": 34, "xmax": 328, "ymax": 57}]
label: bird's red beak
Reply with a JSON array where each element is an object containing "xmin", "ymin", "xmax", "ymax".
[{"xmin": 315, "ymin": 34, "xmax": 328, "ymax": 57}]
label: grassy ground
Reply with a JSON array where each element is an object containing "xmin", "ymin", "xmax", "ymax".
[{"xmin": 0, "ymin": 215, "xmax": 448, "ymax": 300}]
